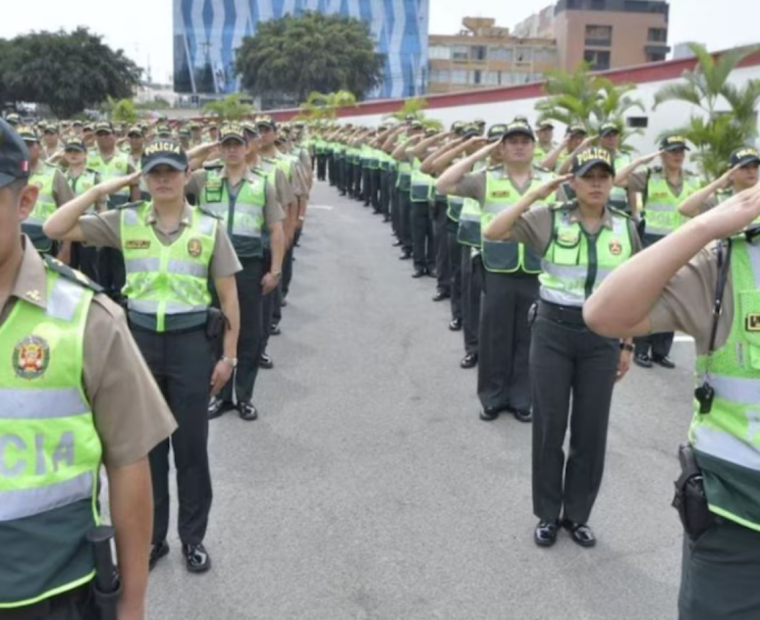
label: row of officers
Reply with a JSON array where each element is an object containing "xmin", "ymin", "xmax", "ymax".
[
  {"xmin": 0, "ymin": 115, "xmax": 312, "ymax": 619},
  {"xmin": 311, "ymin": 116, "xmax": 760, "ymax": 620}
]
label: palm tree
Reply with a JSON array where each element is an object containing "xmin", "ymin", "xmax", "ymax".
[
  {"xmin": 203, "ymin": 94, "xmax": 256, "ymax": 121},
  {"xmin": 653, "ymin": 43, "xmax": 760, "ymax": 179},
  {"xmin": 297, "ymin": 90, "xmax": 357, "ymax": 121},
  {"xmin": 383, "ymin": 97, "xmax": 429, "ymax": 122}
]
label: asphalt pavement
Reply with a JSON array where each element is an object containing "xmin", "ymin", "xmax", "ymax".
[{"xmin": 146, "ymin": 181, "xmax": 692, "ymax": 620}]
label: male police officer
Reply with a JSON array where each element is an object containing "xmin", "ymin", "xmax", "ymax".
[{"xmin": 0, "ymin": 119, "xmax": 176, "ymax": 618}]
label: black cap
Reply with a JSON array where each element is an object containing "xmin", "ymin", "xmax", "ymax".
[
  {"xmin": 43, "ymin": 124, "xmax": 58, "ymax": 135},
  {"xmin": 156, "ymin": 125, "xmax": 173, "ymax": 137},
  {"xmin": 242, "ymin": 121, "xmax": 259, "ymax": 137},
  {"xmin": 659, "ymin": 135, "xmax": 690, "ymax": 152},
  {"xmin": 178, "ymin": 129, "xmax": 191, "ymax": 139},
  {"xmin": 219, "ymin": 123, "xmax": 247, "ymax": 144},
  {"xmin": 409, "ymin": 120, "xmax": 424, "ymax": 130},
  {"xmin": 731, "ymin": 146, "xmax": 760, "ymax": 168},
  {"xmin": 255, "ymin": 115, "xmax": 277, "ymax": 130},
  {"xmin": 462, "ymin": 123, "xmax": 480, "ymax": 139},
  {"xmin": 72, "ymin": 120, "xmax": 84, "ymax": 127},
  {"xmin": 571, "ymin": 147, "xmax": 615, "ymax": 177},
  {"xmin": 16, "ymin": 126, "xmax": 39, "ymax": 143},
  {"xmin": 0, "ymin": 119, "xmax": 30, "ymax": 189},
  {"xmin": 474, "ymin": 118, "xmax": 486, "ymax": 127},
  {"xmin": 566, "ymin": 123, "xmax": 588, "ymax": 136},
  {"xmin": 127, "ymin": 125, "xmax": 143, "ymax": 137},
  {"xmin": 6, "ymin": 113, "xmax": 20, "ymax": 126},
  {"xmin": 94, "ymin": 121, "xmax": 114, "ymax": 134},
  {"xmin": 141, "ymin": 139, "xmax": 188, "ymax": 173},
  {"xmin": 405, "ymin": 114, "xmax": 416, "ymax": 122},
  {"xmin": 599, "ymin": 122, "xmax": 620, "ymax": 137},
  {"xmin": 502, "ymin": 120, "xmax": 535, "ymax": 141},
  {"xmin": 64, "ymin": 138, "xmax": 87, "ymax": 152},
  {"xmin": 536, "ymin": 120, "xmax": 554, "ymax": 130},
  {"xmin": 487, "ymin": 124, "xmax": 508, "ymax": 142}
]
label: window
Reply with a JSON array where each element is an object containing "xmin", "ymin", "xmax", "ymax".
[
  {"xmin": 515, "ymin": 47, "xmax": 533, "ymax": 62},
  {"xmin": 500, "ymin": 71, "xmax": 516, "ymax": 85},
  {"xmin": 428, "ymin": 45, "xmax": 451, "ymax": 60},
  {"xmin": 485, "ymin": 71, "xmax": 500, "ymax": 85},
  {"xmin": 471, "ymin": 70, "xmax": 483, "ymax": 85},
  {"xmin": 530, "ymin": 72, "xmax": 545, "ymax": 82},
  {"xmin": 583, "ymin": 49, "xmax": 611, "ymax": 70},
  {"xmin": 627, "ymin": 116, "xmax": 649, "ymax": 128},
  {"xmin": 451, "ymin": 46, "xmax": 468, "ymax": 61},
  {"xmin": 429, "ymin": 69, "xmax": 450, "ymax": 83},
  {"xmin": 646, "ymin": 52, "xmax": 666, "ymax": 63},
  {"xmin": 471, "ymin": 46, "xmax": 487, "ymax": 62},
  {"xmin": 585, "ymin": 25, "xmax": 612, "ymax": 46},
  {"xmin": 489, "ymin": 46, "xmax": 514, "ymax": 62},
  {"xmin": 534, "ymin": 47, "xmax": 557, "ymax": 63},
  {"xmin": 648, "ymin": 28, "xmax": 667, "ymax": 42},
  {"xmin": 451, "ymin": 70, "xmax": 468, "ymax": 84}
]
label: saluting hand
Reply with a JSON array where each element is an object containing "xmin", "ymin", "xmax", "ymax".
[
  {"xmin": 533, "ymin": 174, "xmax": 572, "ymax": 201},
  {"xmin": 718, "ymin": 164, "xmax": 742, "ymax": 189},
  {"xmin": 698, "ymin": 181, "xmax": 760, "ymax": 239},
  {"xmin": 94, "ymin": 171, "xmax": 141, "ymax": 198},
  {"xmin": 637, "ymin": 150, "xmax": 665, "ymax": 166}
]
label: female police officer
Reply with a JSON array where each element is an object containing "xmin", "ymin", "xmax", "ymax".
[
  {"xmin": 483, "ymin": 147, "xmax": 639, "ymax": 548},
  {"xmin": 43, "ymin": 139, "xmax": 242, "ymax": 574}
]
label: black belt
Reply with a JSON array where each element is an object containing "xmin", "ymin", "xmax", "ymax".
[
  {"xmin": 537, "ymin": 301, "xmax": 586, "ymax": 326},
  {"xmin": 0, "ymin": 584, "xmax": 92, "ymax": 619}
]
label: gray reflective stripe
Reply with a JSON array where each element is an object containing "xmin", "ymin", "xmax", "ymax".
[
  {"xmin": 0, "ymin": 387, "xmax": 89, "ymax": 420},
  {"xmin": 644, "ymin": 225, "xmax": 671, "ymax": 236},
  {"xmin": 539, "ymin": 288, "xmax": 584, "ymax": 307},
  {"xmin": 122, "ymin": 209, "xmax": 140, "ymax": 225},
  {"xmin": 747, "ymin": 244, "xmax": 760, "ymax": 288},
  {"xmin": 231, "ymin": 224, "xmax": 262, "ymax": 238},
  {"xmin": 694, "ymin": 426, "xmax": 760, "ymax": 472},
  {"xmin": 197, "ymin": 214, "xmax": 216, "ymax": 236},
  {"xmin": 47, "ymin": 276, "xmax": 85, "ymax": 322},
  {"xmin": 234, "ymin": 203, "xmax": 263, "ymax": 217},
  {"xmin": 125, "ymin": 257, "xmax": 161, "ymax": 273},
  {"xmin": 542, "ymin": 262, "xmax": 586, "ymax": 280},
  {"xmin": 709, "ymin": 375, "xmax": 760, "ymax": 406},
  {"xmin": 459, "ymin": 213, "xmax": 480, "ymax": 222},
  {"xmin": 645, "ymin": 203, "xmax": 676, "ymax": 212},
  {"xmin": 168, "ymin": 260, "xmax": 207, "ymax": 278},
  {"xmin": 23, "ymin": 217, "xmax": 46, "ymax": 226},
  {"xmin": 0, "ymin": 471, "xmax": 94, "ymax": 522},
  {"xmin": 128, "ymin": 300, "xmax": 207, "ymax": 314}
]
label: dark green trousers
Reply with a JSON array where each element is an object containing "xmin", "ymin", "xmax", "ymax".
[{"xmin": 679, "ymin": 519, "xmax": 760, "ymax": 619}]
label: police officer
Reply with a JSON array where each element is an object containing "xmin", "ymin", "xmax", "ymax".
[
  {"xmin": 437, "ymin": 120, "xmax": 556, "ymax": 421},
  {"xmin": 615, "ymin": 135, "xmax": 701, "ymax": 369},
  {"xmin": 584, "ymin": 180, "xmax": 760, "ymax": 620},
  {"xmin": 186, "ymin": 122, "xmax": 285, "ymax": 421},
  {"xmin": 484, "ymin": 147, "xmax": 639, "ymax": 547},
  {"xmin": 540, "ymin": 124, "xmax": 589, "ymax": 172},
  {"xmin": 0, "ymin": 119, "xmax": 176, "ymax": 617},
  {"xmin": 41, "ymin": 123, "xmax": 62, "ymax": 161},
  {"xmin": 44, "ymin": 138, "xmax": 242, "ymax": 574},
  {"xmin": 533, "ymin": 120, "xmax": 556, "ymax": 163}
]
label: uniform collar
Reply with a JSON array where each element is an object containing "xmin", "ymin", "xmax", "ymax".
[
  {"xmin": 218, "ymin": 165, "xmax": 258, "ymax": 184},
  {"xmin": 145, "ymin": 201, "xmax": 193, "ymax": 227},
  {"xmin": 566, "ymin": 203, "xmax": 615, "ymax": 230},
  {"xmin": 10, "ymin": 237, "xmax": 49, "ymax": 310}
]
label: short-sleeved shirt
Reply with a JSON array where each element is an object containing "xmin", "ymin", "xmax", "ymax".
[
  {"xmin": 185, "ymin": 167, "xmax": 284, "ymax": 228},
  {"xmin": 629, "ymin": 169, "xmax": 693, "ymax": 199},
  {"xmin": 77, "ymin": 201, "xmax": 242, "ymax": 279},
  {"xmin": 1, "ymin": 240, "xmax": 177, "ymax": 469},
  {"xmin": 452, "ymin": 168, "xmax": 544, "ymax": 208},
  {"xmin": 30, "ymin": 163, "xmax": 75, "ymax": 207}
]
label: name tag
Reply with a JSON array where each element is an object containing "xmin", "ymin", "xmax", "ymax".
[
  {"xmin": 125, "ymin": 239, "xmax": 151, "ymax": 249},
  {"xmin": 746, "ymin": 314, "xmax": 760, "ymax": 331},
  {"xmin": 490, "ymin": 191, "xmax": 510, "ymax": 198}
]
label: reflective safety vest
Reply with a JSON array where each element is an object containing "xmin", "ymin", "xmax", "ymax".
[
  {"xmin": 481, "ymin": 168, "xmax": 553, "ymax": 274},
  {"xmin": 644, "ymin": 169, "xmax": 700, "ymax": 237},
  {"xmin": 198, "ymin": 169, "xmax": 266, "ymax": 258},
  {"xmin": 87, "ymin": 151, "xmax": 130, "ymax": 201},
  {"xmin": 66, "ymin": 169, "xmax": 100, "ymax": 214},
  {"xmin": 0, "ymin": 264, "xmax": 101, "ymax": 609},
  {"xmin": 539, "ymin": 204, "xmax": 633, "ymax": 307},
  {"xmin": 448, "ymin": 160, "xmax": 488, "ymax": 223},
  {"xmin": 458, "ymin": 198, "xmax": 482, "ymax": 247},
  {"xmin": 366, "ymin": 146, "xmax": 381, "ymax": 170},
  {"xmin": 315, "ymin": 139, "xmax": 327, "ymax": 155},
  {"xmin": 533, "ymin": 143, "xmax": 554, "ymax": 163},
  {"xmin": 410, "ymin": 158, "xmax": 434, "ymax": 203},
  {"xmin": 24, "ymin": 164, "xmax": 58, "ymax": 252},
  {"xmin": 120, "ymin": 202, "xmax": 217, "ymax": 332},
  {"xmin": 609, "ymin": 153, "xmax": 631, "ymax": 212},
  {"xmin": 691, "ymin": 239, "xmax": 760, "ymax": 531}
]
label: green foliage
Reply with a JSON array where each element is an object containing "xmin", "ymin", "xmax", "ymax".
[
  {"xmin": 297, "ymin": 90, "xmax": 357, "ymax": 121},
  {"xmin": 102, "ymin": 97, "xmax": 139, "ymax": 124},
  {"xmin": 136, "ymin": 97, "xmax": 171, "ymax": 111},
  {"xmin": 384, "ymin": 98, "xmax": 429, "ymax": 121},
  {"xmin": 0, "ymin": 27, "xmax": 141, "ymax": 118},
  {"xmin": 235, "ymin": 11, "xmax": 384, "ymax": 103},
  {"xmin": 203, "ymin": 94, "xmax": 256, "ymax": 121},
  {"xmin": 653, "ymin": 43, "xmax": 760, "ymax": 179}
]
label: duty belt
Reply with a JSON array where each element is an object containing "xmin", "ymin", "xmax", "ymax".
[{"xmin": 537, "ymin": 300, "xmax": 586, "ymax": 326}]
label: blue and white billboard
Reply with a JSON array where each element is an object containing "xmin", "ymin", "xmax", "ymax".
[{"xmin": 173, "ymin": 0, "xmax": 429, "ymax": 100}]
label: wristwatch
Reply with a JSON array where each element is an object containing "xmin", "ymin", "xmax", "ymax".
[
  {"xmin": 221, "ymin": 356, "xmax": 238, "ymax": 368},
  {"xmin": 270, "ymin": 271, "xmax": 282, "ymax": 279},
  {"xmin": 619, "ymin": 342, "xmax": 634, "ymax": 352}
]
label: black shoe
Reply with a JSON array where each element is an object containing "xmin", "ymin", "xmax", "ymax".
[
  {"xmin": 399, "ymin": 251, "xmax": 412, "ymax": 260},
  {"xmin": 534, "ymin": 520, "xmax": 560, "ymax": 547},
  {"xmin": 633, "ymin": 353, "xmax": 652, "ymax": 369},
  {"xmin": 426, "ymin": 269, "xmax": 437, "ymax": 278},
  {"xmin": 208, "ymin": 397, "xmax": 233, "ymax": 420},
  {"xmin": 652, "ymin": 355, "xmax": 676, "ymax": 369},
  {"xmin": 280, "ymin": 298, "xmax": 288, "ymax": 308},
  {"xmin": 238, "ymin": 401, "xmax": 258, "ymax": 421},
  {"xmin": 149, "ymin": 540, "xmax": 170, "ymax": 571},
  {"xmin": 480, "ymin": 405, "xmax": 505, "ymax": 422},
  {"xmin": 411, "ymin": 269, "xmax": 426, "ymax": 278},
  {"xmin": 562, "ymin": 519, "xmax": 596, "ymax": 548},
  {"xmin": 512, "ymin": 408, "xmax": 533, "ymax": 423},
  {"xmin": 382, "ymin": 216, "xmax": 391, "ymax": 223},
  {"xmin": 460, "ymin": 353, "xmax": 478, "ymax": 369},
  {"xmin": 433, "ymin": 290, "xmax": 451, "ymax": 302},
  {"xmin": 182, "ymin": 543, "xmax": 211, "ymax": 573},
  {"xmin": 259, "ymin": 353, "xmax": 274, "ymax": 369},
  {"xmin": 449, "ymin": 318, "xmax": 462, "ymax": 331},
  {"xmin": 270, "ymin": 323, "xmax": 281, "ymax": 336},
  {"xmin": 392, "ymin": 240, "xmax": 403, "ymax": 247}
]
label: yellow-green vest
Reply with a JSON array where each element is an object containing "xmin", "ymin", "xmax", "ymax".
[
  {"xmin": 410, "ymin": 158, "xmax": 434, "ymax": 203},
  {"xmin": 481, "ymin": 168, "xmax": 553, "ymax": 274},
  {"xmin": 644, "ymin": 169, "xmax": 701, "ymax": 237},
  {"xmin": 692, "ymin": 239, "xmax": 760, "ymax": 531},
  {"xmin": 66, "ymin": 169, "xmax": 100, "ymax": 214},
  {"xmin": 539, "ymin": 204, "xmax": 633, "ymax": 306},
  {"xmin": 120, "ymin": 202, "xmax": 217, "ymax": 332},
  {"xmin": 448, "ymin": 160, "xmax": 488, "ymax": 223},
  {"xmin": 0, "ymin": 263, "xmax": 101, "ymax": 609},
  {"xmin": 87, "ymin": 151, "xmax": 130, "ymax": 205},
  {"xmin": 609, "ymin": 152, "xmax": 632, "ymax": 212},
  {"xmin": 24, "ymin": 164, "xmax": 58, "ymax": 252}
]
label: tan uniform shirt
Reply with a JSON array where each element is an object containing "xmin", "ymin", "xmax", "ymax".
[
  {"xmin": 452, "ymin": 168, "xmax": 546, "ymax": 208},
  {"xmin": 77, "ymin": 202, "xmax": 242, "ymax": 279},
  {"xmin": 1, "ymin": 241, "xmax": 177, "ymax": 468},
  {"xmin": 186, "ymin": 168, "xmax": 284, "ymax": 228},
  {"xmin": 30, "ymin": 163, "xmax": 75, "ymax": 207},
  {"xmin": 629, "ymin": 169, "xmax": 694, "ymax": 198}
]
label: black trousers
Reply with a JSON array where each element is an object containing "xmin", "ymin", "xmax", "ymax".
[
  {"xmin": 261, "ymin": 249, "xmax": 279, "ymax": 354},
  {"xmin": 410, "ymin": 200, "xmax": 435, "ymax": 273},
  {"xmin": 1, "ymin": 585, "xmax": 98, "ymax": 620},
  {"xmin": 370, "ymin": 169, "xmax": 381, "ymax": 211},
  {"xmin": 316, "ymin": 154, "xmax": 327, "ymax": 180},
  {"xmin": 379, "ymin": 170, "xmax": 391, "ymax": 218},
  {"xmin": 282, "ymin": 245, "xmax": 294, "ymax": 299},
  {"xmin": 397, "ymin": 189, "xmax": 412, "ymax": 253},
  {"xmin": 328, "ymin": 154, "xmax": 336, "ymax": 185},
  {"xmin": 353, "ymin": 164, "xmax": 362, "ymax": 198},
  {"xmin": 477, "ymin": 272, "xmax": 538, "ymax": 411},
  {"xmin": 635, "ymin": 232, "xmax": 673, "ymax": 358},
  {"xmin": 132, "ymin": 326, "xmax": 215, "ymax": 546},
  {"xmin": 461, "ymin": 248, "xmax": 482, "ymax": 356},
  {"xmin": 361, "ymin": 166, "xmax": 372, "ymax": 205},
  {"xmin": 432, "ymin": 200, "xmax": 451, "ymax": 293},
  {"xmin": 679, "ymin": 520, "xmax": 760, "ymax": 619},
  {"xmin": 69, "ymin": 243, "xmax": 99, "ymax": 283},
  {"xmin": 448, "ymin": 228, "xmax": 463, "ymax": 322}
]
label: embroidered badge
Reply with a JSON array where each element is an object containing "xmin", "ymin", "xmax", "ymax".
[
  {"xmin": 187, "ymin": 238, "xmax": 202, "ymax": 258},
  {"xmin": 13, "ymin": 335, "xmax": 50, "ymax": 380},
  {"xmin": 608, "ymin": 240, "xmax": 622, "ymax": 256}
]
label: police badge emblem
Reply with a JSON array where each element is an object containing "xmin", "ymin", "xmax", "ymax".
[{"xmin": 13, "ymin": 335, "xmax": 50, "ymax": 380}]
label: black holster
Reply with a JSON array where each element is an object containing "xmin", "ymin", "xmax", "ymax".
[
  {"xmin": 672, "ymin": 443, "xmax": 716, "ymax": 539},
  {"xmin": 206, "ymin": 307, "xmax": 227, "ymax": 340}
]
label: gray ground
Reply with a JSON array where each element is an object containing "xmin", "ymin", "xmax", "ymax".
[{"xmin": 146, "ymin": 182, "xmax": 691, "ymax": 620}]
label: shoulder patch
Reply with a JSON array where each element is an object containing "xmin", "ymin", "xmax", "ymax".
[
  {"xmin": 532, "ymin": 163, "xmax": 551, "ymax": 173},
  {"xmin": 608, "ymin": 206, "xmax": 631, "ymax": 219},
  {"xmin": 116, "ymin": 200, "xmax": 145, "ymax": 210},
  {"xmin": 43, "ymin": 256, "xmax": 103, "ymax": 293},
  {"xmin": 196, "ymin": 206, "xmax": 223, "ymax": 220},
  {"xmin": 551, "ymin": 200, "xmax": 577, "ymax": 212}
]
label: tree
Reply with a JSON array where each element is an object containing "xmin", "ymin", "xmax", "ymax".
[
  {"xmin": 0, "ymin": 27, "xmax": 141, "ymax": 118},
  {"xmin": 203, "ymin": 94, "xmax": 256, "ymax": 121},
  {"xmin": 383, "ymin": 98, "xmax": 429, "ymax": 121},
  {"xmin": 296, "ymin": 90, "xmax": 357, "ymax": 122},
  {"xmin": 653, "ymin": 43, "xmax": 760, "ymax": 179},
  {"xmin": 102, "ymin": 97, "xmax": 139, "ymax": 124},
  {"xmin": 235, "ymin": 11, "xmax": 384, "ymax": 104}
]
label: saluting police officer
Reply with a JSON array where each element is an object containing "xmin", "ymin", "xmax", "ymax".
[
  {"xmin": 0, "ymin": 119, "xmax": 176, "ymax": 617},
  {"xmin": 44, "ymin": 138, "xmax": 242, "ymax": 574}
]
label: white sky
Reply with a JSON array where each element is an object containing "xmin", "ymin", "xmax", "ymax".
[{"xmin": 0, "ymin": 0, "xmax": 755, "ymax": 86}]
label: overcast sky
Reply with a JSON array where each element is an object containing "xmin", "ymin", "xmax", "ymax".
[{"xmin": 0, "ymin": 0, "xmax": 755, "ymax": 85}]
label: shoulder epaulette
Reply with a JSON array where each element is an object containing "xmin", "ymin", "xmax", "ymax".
[
  {"xmin": 650, "ymin": 165, "xmax": 663, "ymax": 174},
  {"xmin": 608, "ymin": 206, "xmax": 631, "ymax": 219},
  {"xmin": 85, "ymin": 167, "xmax": 99, "ymax": 175},
  {"xmin": 43, "ymin": 255, "xmax": 103, "ymax": 293},
  {"xmin": 116, "ymin": 200, "xmax": 145, "ymax": 210},
  {"xmin": 550, "ymin": 199, "xmax": 577, "ymax": 212},
  {"xmin": 196, "ymin": 206, "xmax": 223, "ymax": 220},
  {"xmin": 532, "ymin": 163, "xmax": 551, "ymax": 173}
]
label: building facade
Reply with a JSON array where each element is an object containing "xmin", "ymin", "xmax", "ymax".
[{"xmin": 173, "ymin": 0, "xmax": 429, "ymax": 100}]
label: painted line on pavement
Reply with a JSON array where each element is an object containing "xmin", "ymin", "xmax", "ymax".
[{"xmin": 310, "ymin": 204, "xmax": 334, "ymax": 211}]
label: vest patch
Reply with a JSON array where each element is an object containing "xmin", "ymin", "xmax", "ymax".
[
  {"xmin": 608, "ymin": 240, "xmax": 622, "ymax": 256},
  {"xmin": 13, "ymin": 335, "xmax": 50, "ymax": 380},
  {"xmin": 745, "ymin": 313, "xmax": 760, "ymax": 331},
  {"xmin": 490, "ymin": 190, "xmax": 511, "ymax": 198},
  {"xmin": 125, "ymin": 239, "xmax": 151, "ymax": 249},
  {"xmin": 187, "ymin": 238, "xmax": 203, "ymax": 258}
]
